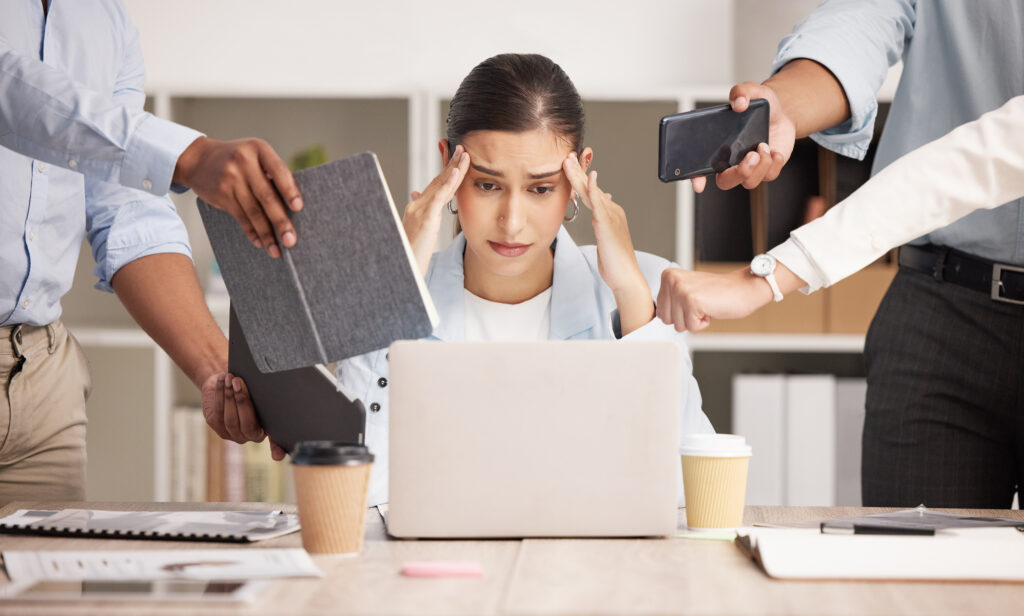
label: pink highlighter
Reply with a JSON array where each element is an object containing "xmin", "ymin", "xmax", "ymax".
[{"xmin": 400, "ymin": 561, "xmax": 484, "ymax": 578}]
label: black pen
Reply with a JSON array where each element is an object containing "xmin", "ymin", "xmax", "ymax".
[{"xmin": 820, "ymin": 523, "xmax": 935, "ymax": 535}]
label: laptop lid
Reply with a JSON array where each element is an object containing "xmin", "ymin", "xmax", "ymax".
[{"xmin": 386, "ymin": 340, "xmax": 680, "ymax": 538}]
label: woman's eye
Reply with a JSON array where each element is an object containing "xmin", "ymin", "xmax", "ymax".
[
  {"xmin": 475, "ymin": 182, "xmax": 499, "ymax": 192},
  {"xmin": 531, "ymin": 186, "xmax": 555, "ymax": 195}
]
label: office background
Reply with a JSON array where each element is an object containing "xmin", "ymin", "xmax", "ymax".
[{"xmin": 60, "ymin": 0, "xmax": 908, "ymax": 505}]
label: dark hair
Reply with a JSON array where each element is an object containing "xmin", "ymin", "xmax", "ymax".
[{"xmin": 447, "ymin": 54, "xmax": 584, "ymax": 152}]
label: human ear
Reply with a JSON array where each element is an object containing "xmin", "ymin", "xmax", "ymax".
[
  {"xmin": 580, "ymin": 147, "xmax": 594, "ymax": 171},
  {"xmin": 439, "ymin": 139, "xmax": 451, "ymax": 166}
]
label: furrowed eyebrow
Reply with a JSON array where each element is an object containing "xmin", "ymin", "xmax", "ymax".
[
  {"xmin": 471, "ymin": 163, "xmax": 503, "ymax": 177},
  {"xmin": 469, "ymin": 165, "xmax": 562, "ymax": 180}
]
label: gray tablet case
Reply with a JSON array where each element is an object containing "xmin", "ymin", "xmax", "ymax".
[
  {"xmin": 228, "ymin": 305, "xmax": 365, "ymax": 453},
  {"xmin": 198, "ymin": 151, "xmax": 438, "ymax": 373}
]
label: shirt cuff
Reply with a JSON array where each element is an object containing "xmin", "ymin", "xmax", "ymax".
[
  {"xmin": 772, "ymin": 40, "xmax": 877, "ymax": 161},
  {"xmin": 614, "ymin": 310, "xmax": 681, "ymax": 343},
  {"xmin": 768, "ymin": 238, "xmax": 828, "ymax": 294},
  {"xmin": 121, "ymin": 114, "xmax": 203, "ymax": 196}
]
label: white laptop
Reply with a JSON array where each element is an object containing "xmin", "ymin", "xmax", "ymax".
[{"xmin": 386, "ymin": 340, "xmax": 681, "ymax": 538}]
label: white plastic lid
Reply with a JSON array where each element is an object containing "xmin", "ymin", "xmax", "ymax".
[{"xmin": 679, "ymin": 434, "xmax": 752, "ymax": 458}]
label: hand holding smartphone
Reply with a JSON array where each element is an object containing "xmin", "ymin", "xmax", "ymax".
[{"xmin": 658, "ymin": 99, "xmax": 770, "ymax": 183}]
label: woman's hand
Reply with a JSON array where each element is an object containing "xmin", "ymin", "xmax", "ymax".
[
  {"xmin": 403, "ymin": 145, "xmax": 470, "ymax": 276},
  {"xmin": 562, "ymin": 153, "xmax": 653, "ymax": 336}
]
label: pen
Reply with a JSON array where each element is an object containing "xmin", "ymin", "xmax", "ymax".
[{"xmin": 820, "ymin": 523, "xmax": 936, "ymax": 536}]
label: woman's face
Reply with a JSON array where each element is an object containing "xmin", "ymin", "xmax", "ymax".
[{"xmin": 443, "ymin": 129, "xmax": 592, "ymax": 285}]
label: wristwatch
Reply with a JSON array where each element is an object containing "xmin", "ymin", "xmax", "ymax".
[{"xmin": 750, "ymin": 254, "xmax": 784, "ymax": 303}]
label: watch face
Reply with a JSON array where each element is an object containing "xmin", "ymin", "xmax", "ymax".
[{"xmin": 751, "ymin": 254, "xmax": 775, "ymax": 276}]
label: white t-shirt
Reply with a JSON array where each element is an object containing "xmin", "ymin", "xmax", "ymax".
[{"xmin": 463, "ymin": 287, "xmax": 552, "ymax": 341}]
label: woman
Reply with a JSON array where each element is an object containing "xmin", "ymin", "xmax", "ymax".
[{"xmin": 340, "ymin": 53, "xmax": 714, "ymax": 506}]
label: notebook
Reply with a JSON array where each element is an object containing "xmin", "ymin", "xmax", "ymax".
[
  {"xmin": 0, "ymin": 509, "xmax": 300, "ymax": 543},
  {"xmin": 198, "ymin": 151, "xmax": 438, "ymax": 373},
  {"xmin": 386, "ymin": 340, "xmax": 682, "ymax": 538},
  {"xmin": 736, "ymin": 526, "xmax": 1024, "ymax": 582},
  {"xmin": 228, "ymin": 304, "xmax": 365, "ymax": 453}
]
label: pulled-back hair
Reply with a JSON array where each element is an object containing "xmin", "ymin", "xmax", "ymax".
[{"xmin": 447, "ymin": 54, "xmax": 584, "ymax": 152}]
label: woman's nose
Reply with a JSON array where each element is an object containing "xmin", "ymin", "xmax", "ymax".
[{"xmin": 498, "ymin": 192, "xmax": 527, "ymax": 234}]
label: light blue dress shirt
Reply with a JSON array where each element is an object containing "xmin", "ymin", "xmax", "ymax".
[
  {"xmin": 1, "ymin": 0, "xmax": 200, "ymax": 326},
  {"xmin": 773, "ymin": 0, "xmax": 1024, "ymax": 264},
  {"xmin": 337, "ymin": 227, "xmax": 715, "ymax": 507}
]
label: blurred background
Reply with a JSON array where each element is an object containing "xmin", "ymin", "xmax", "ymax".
[{"xmin": 62, "ymin": 0, "xmax": 904, "ymax": 508}]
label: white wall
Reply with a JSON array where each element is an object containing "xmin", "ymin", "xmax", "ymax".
[{"xmin": 124, "ymin": 0, "xmax": 737, "ymax": 94}]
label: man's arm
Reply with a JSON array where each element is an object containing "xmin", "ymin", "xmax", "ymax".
[
  {"xmin": 695, "ymin": 0, "xmax": 915, "ymax": 192},
  {"xmin": 659, "ymin": 95, "xmax": 1024, "ymax": 332},
  {"xmin": 110, "ymin": 253, "xmax": 268, "ymax": 446},
  {"xmin": 0, "ymin": 31, "xmax": 301, "ymax": 257}
]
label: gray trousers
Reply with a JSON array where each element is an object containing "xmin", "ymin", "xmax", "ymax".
[
  {"xmin": 862, "ymin": 268, "xmax": 1024, "ymax": 508},
  {"xmin": 0, "ymin": 321, "xmax": 90, "ymax": 506}
]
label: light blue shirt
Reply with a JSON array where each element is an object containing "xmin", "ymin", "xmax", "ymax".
[
  {"xmin": 337, "ymin": 227, "xmax": 715, "ymax": 506},
  {"xmin": 773, "ymin": 0, "xmax": 1024, "ymax": 264},
  {"xmin": 1, "ymin": 0, "xmax": 201, "ymax": 326}
]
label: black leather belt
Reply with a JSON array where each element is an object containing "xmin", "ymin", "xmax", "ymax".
[{"xmin": 899, "ymin": 244, "xmax": 1024, "ymax": 305}]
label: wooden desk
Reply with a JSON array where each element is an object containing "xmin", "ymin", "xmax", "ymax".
[{"xmin": 0, "ymin": 502, "xmax": 1021, "ymax": 615}]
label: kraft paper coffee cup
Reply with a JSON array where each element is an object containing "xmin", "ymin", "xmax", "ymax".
[
  {"xmin": 291, "ymin": 442, "xmax": 374, "ymax": 554},
  {"xmin": 680, "ymin": 434, "xmax": 751, "ymax": 530}
]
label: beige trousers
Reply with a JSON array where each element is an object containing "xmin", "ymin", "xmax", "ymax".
[{"xmin": 0, "ymin": 321, "xmax": 90, "ymax": 506}]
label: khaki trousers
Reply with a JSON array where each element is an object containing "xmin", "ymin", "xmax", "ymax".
[{"xmin": 0, "ymin": 321, "xmax": 90, "ymax": 506}]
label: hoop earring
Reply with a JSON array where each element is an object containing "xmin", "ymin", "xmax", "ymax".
[
  {"xmin": 564, "ymin": 195, "xmax": 580, "ymax": 222},
  {"xmin": 447, "ymin": 200, "xmax": 458, "ymax": 215}
]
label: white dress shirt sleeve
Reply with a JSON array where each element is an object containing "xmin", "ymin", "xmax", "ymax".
[
  {"xmin": 0, "ymin": 28, "xmax": 202, "ymax": 197},
  {"xmin": 772, "ymin": 95, "xmax": 1024, "ymax": 291},
  {"xmin": 771, "ymin": 0, "xmax": 916, "ymax": 160}
]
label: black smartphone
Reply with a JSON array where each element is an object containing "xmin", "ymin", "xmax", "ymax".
[{"xmin": 657, "ymin": 98, "xmax": 769, "ymax": 182}]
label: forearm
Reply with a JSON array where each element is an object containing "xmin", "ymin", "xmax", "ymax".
[
  {"xmin": 614, "ymin": 283, "xmax": 656, "ymax": 337},
  {"xmin": 764, "ymin": 59, "xmax": 851, "ymax": 139},
  {"xmin": 112, "ymin": 253, "xmax": 227, "ymax": 389},
  {"xmin": 780, "ymin": 95, "xmax": 1024, "ymax": 289}
]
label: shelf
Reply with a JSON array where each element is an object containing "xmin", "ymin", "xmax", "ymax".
[{"xmin": 686, "ymin": 333, "xmax": 865, "ymax": 353}]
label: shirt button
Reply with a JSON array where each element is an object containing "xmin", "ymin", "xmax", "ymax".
[
  {"xmin": 68, "ymin": 159, "xmax": 78, "ymax": 169},
  {"xmin": 377, "ymin": 377, "xmax": 388, "ymax": 388},
  {"xmin": 21, "ymin": 298, "xmax": 31, "ymax": 309},
  {"xmin": 369, "ymin": 402, "xmax": 381, "ymax": 413},
  {"xmin": 142, "ymin": 179, "xmax": 153, "ymax": 190},
  {"xmin": 28, "ymin": 231, "xmax": 35, "ymax": 242},
  {"xmin": 37, "ymin": 162, "xmax": 47, "ymax": 172}
]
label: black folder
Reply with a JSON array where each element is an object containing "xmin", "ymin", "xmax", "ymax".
[{"xmin": 228, "ymin": 305, "xmax": 365, "ymax": 453}]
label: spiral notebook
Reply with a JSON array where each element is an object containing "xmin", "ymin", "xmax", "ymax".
[{"xmin": 0, "ymin": 509, "xmax": 300, "ymax": 543}]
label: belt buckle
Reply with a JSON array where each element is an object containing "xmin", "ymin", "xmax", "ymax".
[{"xmin": 991, "ymin": 263, "xmax": 1024, "ymax": 305}]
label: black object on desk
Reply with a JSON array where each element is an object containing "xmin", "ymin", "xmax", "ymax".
[{"xmin": 818, "ymin": 505, "xmax": 1024, "ymax": 535}]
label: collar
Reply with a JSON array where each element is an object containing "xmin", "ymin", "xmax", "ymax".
[{"xmin": 424, "ymin": 227, "xmax": 604, "ymax": 341}]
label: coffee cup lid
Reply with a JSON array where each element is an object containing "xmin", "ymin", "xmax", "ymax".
[
  {"xmin": 291, "ymin": 441, "xmax": 374, "ymax": 466},
  {"xmin": 679, "ymin": 434, "xmax": 751, "ymax": 457}
]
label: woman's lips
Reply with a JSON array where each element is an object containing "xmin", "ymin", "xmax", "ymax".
[{"xmin": 488, "ymin": 240, "xmax": 532, "ymax": 258}]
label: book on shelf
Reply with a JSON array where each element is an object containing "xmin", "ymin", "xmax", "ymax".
[
  {"xmin": 732, "ymin": 374, "xmax": 785, "ymax": 506},
  {"xmin": 834, "ymin": 378, "xmax": 867, "ymax": 506},
  {"xmin": 197, "ymin": 151, "xmax": 439, "ymax": 374},
  {"xmin": 731, "ymin": 374, "xmax": 862, "ymax": 507},
  {"xmin": 785, "ymin": 375, "xmax": 836, "ymax": 507}
]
